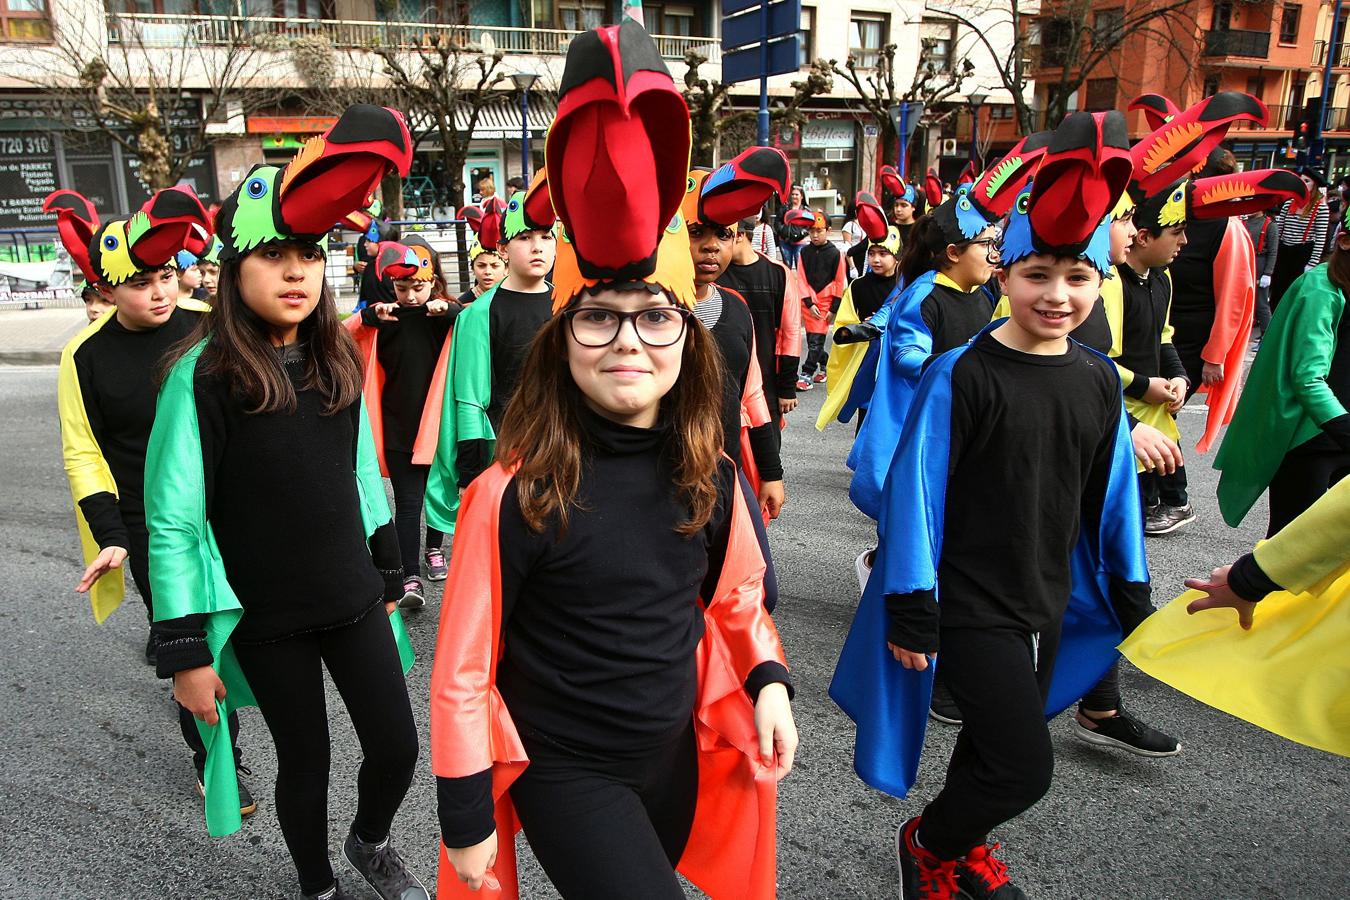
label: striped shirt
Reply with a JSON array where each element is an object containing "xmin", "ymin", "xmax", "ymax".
[{"xmin": 1276, "ymin": 197, "xmax": 1331, "ymax": 266}]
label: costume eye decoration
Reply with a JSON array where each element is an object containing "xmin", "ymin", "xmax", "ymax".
[
  {"xmin": 247, "ymin": 177, "xmax": 269, "ymax": 200},
  {"xmin": 103, "ymin": 234, "xmax": 119, "ymax": 250},
  {"xmin": 666, "ymin": 213, "xmax": 684, "ymax": 234},
  {"xmin": 1016, "ymin": 193, "xmax": 1031, "ymax": 215}
]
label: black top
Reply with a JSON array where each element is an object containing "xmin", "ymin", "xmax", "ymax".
[
  {"xmin": 1069, "ymin": 297, "xmax": 1113, "ymax": 355},
  {"xmin": 456, "ymin": 285, "xmax": 554, "ymax": 488},
  {"xmin": 718, "ymin": 255, "xmax": 798, "ymax": 404},
  {"xmin": 850, "ymin": 270, "xmax": 899, "ymax": 322},
  {"xmin": 921, "ymin": 281, "xmax": 995, "ymax": 355},
  {"xmin": 702, "ymin": 286, "xmax": 784, "ymax": 481},
  {"xmin": 1244, "ymin": 215, "xmax": 1280, "ymax": 276},
  {"xmin": 847, "ymin": 240, "xmax": 868, "ymax": 279},
  {"xmin": 358, "ymin": 259, "xmax": 397, "ymax": 307},
  {"xmin": 1169, "ymin": 216, "xmax": 1230, "ymax": 351},
  {"xmin": 73, "ymin": 307, "xmax": 201, "ymax": 547},
  {"xmin": 885, "ymin": 332, "xmax": 1124, "ymax": 647},
  {"xmin": 799, "ymin": 241, "xmax": 841, "ymax": 295},
  {"xmin": 1115, "ymin": 262, "xmax": 1186, "ymax": 397},
  {"xmin": 162, "ymin": 345, "xmax": 400, "ymax": 650},
  {"xmin": 360, "ymin": 304, "xmax": 453, "ymax": 453},
  {"xmin": 437, "ymin": 409, "xmax": 789, "ymax": 848}
]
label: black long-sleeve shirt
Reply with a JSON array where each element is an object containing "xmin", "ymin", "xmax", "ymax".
[
  {"xmin": 800, "ymin": 241, "xmax": 842, "ymax": 295},
  {"xmin": 72, "ymin": 308, "xmax": 201, "ymax": 548},
  {"xmin": 1115, "ymin": 262, "xmax": 1186, "ymax": 397},
  {"xmin": 155, "ymin": 344, "xmax": 402, "ymax": 674},
  {"xmin": 886, "ymin": 331, "xmax": 1126, "ymax": 648},
  {"xmin": 437, "ymin": 410, "xmax": 789, "ymax": 847},
  {"xmin": 849, "ymin": 270, "xmax": 899, "ymax": 322},
  {"xmin": 360, "ymin": 303, "xmax": 453, "ymax": 453},
  {"xmin": 920, "ymin": 280, "xmax": 995, "ymax": 355},
  {"xmin": 718, "ymin": 255, "xmax": 799, "ymax": 404},
  {"xmin": 456, "ymin": 285, "xmax": 554, "ymax": 487}
]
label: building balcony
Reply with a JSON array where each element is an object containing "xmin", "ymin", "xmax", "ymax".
[
  {"xmin": 1228, "ymin": 103, "xmax": 1297, "ymax": 131},
  {"xmin": 1202, "ymin": 28, "xmax": 1271, "ymax": 59},
  {"xmin": 103, "ymin": 12, "xmax": 719, "ymax": 63},
  {"xmin": 1313, "ymin": 38, "xmax": 1350, "ymax": 67}
]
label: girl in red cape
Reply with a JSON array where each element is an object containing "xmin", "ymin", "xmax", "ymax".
[{"xmin": 428, "ymin": 17, "xmax": 797, "ymax": 900}]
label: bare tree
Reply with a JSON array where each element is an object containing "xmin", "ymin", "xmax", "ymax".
[
  {"xmin": 16, "ymin": 11, "xmax": 278, "ymax": 192},
  {"xmin": 932, "ymin": 0, "xmax": 1201, "ymax": 133},
  {"xmin": 682, "ymin": 51, "xmax": 835, "ymax": 166},
  {"xmin": 832, "ymin": 39, "xmax": 971, "ymax": 175}
]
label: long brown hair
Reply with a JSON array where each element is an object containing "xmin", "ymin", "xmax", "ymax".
[
  {"xmin": 165, "ymin": 242, "xmax": 363, "ymax": 415},
  {"xmin": 496, "ymin": 310, "xmax": 726, "ymax": 536}
]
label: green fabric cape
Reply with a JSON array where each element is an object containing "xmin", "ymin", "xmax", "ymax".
[
  {"xmin": 1215, "ymin": 266, "xmax": 1347, "ymax": 526},
  {"xmin": 146, "ymin": 340, "xmax": 415, "ymax": 837},
  {"xmin": 424, "ymin": 286, "xmax": 497, "ymax": 534}
]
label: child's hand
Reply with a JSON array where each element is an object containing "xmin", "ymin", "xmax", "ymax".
[
  {"xmin": 758, "ymin": 479, "xmax": 785, "ymax": 520},
  {"xmin": 76, "ymin": 545, "xmax": 127, "ymax": 594},
  {"xmin": 1201, "ymin": 362, "xmax": 1224, "ymax": 386},
  {"xmin": 887, "ymin": 642, "xmax": 932, "ymax": 671},
  {"xmin": 1166, "ymin": 377, "xmax": 1189, "ymax": 413},
  {"xmin": 1141, "ymin": 377, "xmax": 1176, "ymax": 406},
  {"xmin": 426, "ymin": 299, "xmax": 450, "ymax": 316},
  {"xmin": 1131, "ymin": 422, "xmax": 1183, "ymax": 474},
  {"xmin": 446, "ymin": 831, "xmax": 499, "ymax": 892},
  {"xmin": 753, "ymin": 683, "xmax": 798, "ymax": 781},
  {"xmin": 174, "ymin": 666, "xmax": 226, "ymax": 725},
  {"xmin": 372, "ymin": 302, "xmax": 399, "ymax": 322},
  {"xmin": 808, "ymin": 305, "xmax": 824, "ymax": 320},
  {"xmin": 1184, "ymin": 564, "xmax": 1258, "ymax": 630}
]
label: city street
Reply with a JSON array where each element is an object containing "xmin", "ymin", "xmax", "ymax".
[{"xmin": 0, "ymin": 363, "xmax": 1343, "ymax": 899}]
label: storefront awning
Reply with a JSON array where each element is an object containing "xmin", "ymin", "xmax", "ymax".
[{"xmin": 452, "ymin": 94, "xmax": 556, "ymax": 141}]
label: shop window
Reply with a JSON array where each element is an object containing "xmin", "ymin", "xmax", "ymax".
[
  {"xmin": 1278, "ymin": 4, "xmax": 1300, "ymax": 43},
  {"xmin": 0, "ymin": 0, "xmax": 51, "ymax": 39},
  {"xmin": 1084, "ymin": 77, "xmax": 1117, "ymax": 111},
  {"xmin": 798, "ymin": 6, "xmax": 814, "ymax": 67},
  {"xmin": 921, "ymin": 17, "xmax": 956, "ymax": 71},
  {"xmin": 849, "ymin": 13, "xmax": 887, "ymax": 69}
]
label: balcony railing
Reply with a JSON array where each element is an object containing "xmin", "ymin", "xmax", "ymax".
[
  {"xmin": 1229, "ymin": 103, "xmax": 1296, "ymax": 130},
  {"xmin": 1313, "ymin": 38, "xmax": 1350, "ymax": 67},
  {"xmin": 104, "ymin": 12, "xmax": 720, "ymax": 62},
  {"xmin": 1202, "ymin": 28, "xmax": 1271, "ymax": 58}
]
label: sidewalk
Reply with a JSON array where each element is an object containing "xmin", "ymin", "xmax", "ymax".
[{"xmin": 0, "ymin": 307, "xmax": 87, "ymax": 365}]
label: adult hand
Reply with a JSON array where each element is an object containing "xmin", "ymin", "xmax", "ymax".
[
  {"xmin": 1257, "ymin": 274, "xmax": 1271, "ymax": 289},
  {"xmin": 1183, "ymin": 565, "xmax": 1258, "ymax": 630},
  {"xmin": 759, "ymin": 480, "xmax": 786, "ymax": 520},
  {"xmin": 372, "ymin": 302, "xmax": 399, "ymax": 322},
  {"xmin": 887, "ymin": 642, "xmax": 932, "ymax": 671},
  {"xmin": 426, "ymin": 299, "xmax": 450, "ymax": 316},
  {"xmin": 446, "ymin": 831, "xmax": 499, "ymax": 892},
  {"xmin": 753, "ymin": 682, "xmax": 798, "ymax": 781},
  {"xmin": 778, "ymin": 397, "xmax": 798, "ymax": 415},
  {"xmin": 174, "ymin": 666, "xmax": 226, "ymax": 725},
  {"xmin": 1130, "ymin": 422, "xmax": 1183, "ymax": 475},
  {"xmin": 1201, "ymin": 362, "xmax": 1224, "ymax": 386},
  {"xmin": 76, "ymin": 545, "xmax": 128, "ymax": 594},
  {"xmin": 1141, "ymin": 377, "xmax": 1176, "ymax": 406}
]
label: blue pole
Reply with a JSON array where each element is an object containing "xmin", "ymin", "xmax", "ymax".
[
  {"xmin": 756, "ymin": 1, "xmax": 769, "ymax": 145},
  {"xmin": 1313, "ymin": 0, "xmax": 1342, "ymax": 167},
  {"xmin": 897, "ymin": 102, "xmax": 908, "ymax": 174},
  {"xmin": 520, "ymin": 86, "xmax": 531, "ymax": 182}
]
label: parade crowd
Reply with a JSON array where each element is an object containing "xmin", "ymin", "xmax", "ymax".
[{"xmin": 49, "ymin": 14, "xmax": 1348, "ymax": 900}]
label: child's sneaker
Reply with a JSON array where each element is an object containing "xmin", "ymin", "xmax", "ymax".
[
  {"xmin": 896, "ymin": 816, "xmax": 961, "ymax": 900},
  {"xmin": 342, "ymin": 830, "xmax": 430, "ymax": 900},
  {"xmin": 1072, "ymin": 707, "xmax": 1181, "ymax": 757},
  {"xmin": 795, "ymin": 376, "xmax": 813, "ymax": 391},
  {"xmin": 300, "ymin": 880, "xmax": 359, "ymax": 900},
  {"xmin": 956, "ymin": 841, "xmax": 1027, "ymax": 899},
  {"xmin": 423, "ymin": 548, "xmax": 448, "ymax": 581},
  {"xmin": 399, "ymin": 577, "xmax": 425, "ymax": 610},
  {"xmin": 812, "ymin": 370, "xmax": 827, "ymax": 383}
]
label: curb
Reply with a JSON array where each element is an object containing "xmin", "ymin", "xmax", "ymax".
[{"xmin": 0, "ymin": 350, "xmax": 62, "ymax": 365}]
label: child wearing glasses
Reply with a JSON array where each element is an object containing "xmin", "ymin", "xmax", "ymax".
[{"xmin": 431, "ymin": 22, "xmax": 796, "ymax": 900}]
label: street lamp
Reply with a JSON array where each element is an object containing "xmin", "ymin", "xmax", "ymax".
[
  {"xmin": 967, "ymin": 91, "xmax": 987, "ymax": 170},
  {"xmin": 510, "ymin": 71, "xmax": 540, "ymax": 183}
]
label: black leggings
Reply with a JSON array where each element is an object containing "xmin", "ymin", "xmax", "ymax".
[
  {"xmin": 1079, "ymin": 661, "xmax": 1121, "ymax": 713},
  {"xmin": 1267, "ymin": 439, "xmax": 1350, "ymax": 537},
  {"xmin": 385, "ymin": 450, "xmax": 444, "ymax": 578},
  {"xmin": 126, "ymin": 519, "xmax": 241, "ymax": 771},
  {"xmin": 918, "ymin": 624, "xmax": 1060, "ymax": 860},
  {"xmin": 508, "ymin": 723, "xmax": 698, "ymax": 899},
  {"xmin": 233, "ymin": 605, "xmax": 419, "ymax": 895},
  {"xmin": 802, "ymin": 332, "xmax": 828, "ymax": 377},
  {"xmin": 1269, "ymin": 241, "xmax": 1315, "ymax": 312},
  {"xmin": 1139, "ymin": 465, "xmax": 1188, "ymax": 508}
]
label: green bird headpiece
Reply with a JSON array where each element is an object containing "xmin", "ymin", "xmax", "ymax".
[{"xmin": 214, "ymin": 104, "xmax": 413, "ymax": 263}]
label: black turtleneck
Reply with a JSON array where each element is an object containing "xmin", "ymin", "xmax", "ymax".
[
  {"xmin": 849, "ymin": 270, "xmax": 900, "ymax": 322},
  {"xmin": 436, "ymin": 408, "xmax": 789, "ymax": 848}
]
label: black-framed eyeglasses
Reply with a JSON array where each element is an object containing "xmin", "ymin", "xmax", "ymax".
[
  {"xmin": 687, "ymin": 223, "xmax": 736, "ymax": 242},
  {"xmin": 962, "ymin": 237, "xmax": 1002, "ymax": 262},
  {"xmin": 563, "ymin": 306, "xmax": 693, "ymax": 347}
]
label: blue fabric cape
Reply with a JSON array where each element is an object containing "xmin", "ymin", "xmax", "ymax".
[{"xmin": 829, "ymin": 322, "xmax": 1149, "ymax": 798}]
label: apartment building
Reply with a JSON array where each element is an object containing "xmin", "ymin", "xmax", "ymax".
[{"xmin": 1027, "ymin": 0, "xmax": 1350, "ymax": 175}]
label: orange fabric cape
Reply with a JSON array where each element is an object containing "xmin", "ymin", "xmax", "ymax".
[
  {"xmin": 429, "ymin": 463, "xmax": 789, "ymax": 900},
  {"xmin": 344, "ymin": 314, "xmax": 451, "ymax": 474},
  {"xmin": 795, "ymin": 249, "xmax": 846, "ymax": 335},
  {"xmin": 1193, "ymin": 217, "xmax": 1256, "ymax": 453},
  {"xmin": 764, "ymin": 251, "xmax": 803, "ymax": 360}
]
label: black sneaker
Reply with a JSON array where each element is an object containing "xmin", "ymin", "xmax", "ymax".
[
  {"xmin": 956, "ymin": 841, "xmax": 1028, "ymax": 899},
  {"xmin": 196, "ymin": 764, "xmax": 257, "ymax": 816},
  {"xmin": 1144, "ymin": 503, "xmax": 1195, "ymax": 536},
  {"xmin": 301, "ymin": 881, "xmax": 359, "ymax": 900},
  {"xmin": 423, "ymin": 548, "xmax": 448, "ymax": 581},
  {"xmin": 399, "ymin": 577, "xmax": 425, "ymax": 610},
  {"xmin": 1072, "ymin": 708, "xmax": 1181, "ymax": 757},
  {"xmin": 896, "ymin": 816, "xmax": 961, "ymax": 899},
  {"xmin": 144, "ymin": 633, "xmax": 157, "ymax": 666},
  {"xmin": 929, "ymin": 677, "xmax": 963, "ymax": 726},
  {"xmin": 342, "ymin": 830, "xmax": 430, "ymax": 900}
]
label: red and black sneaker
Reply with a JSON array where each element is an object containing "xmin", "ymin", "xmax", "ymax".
[
  {"xmin": 956, "ymin": 841, "xmax": 1028, "ymax": 899},
  {"xmin": 896, "ymin": 816, "xmax": 961, "ymax": 900}
]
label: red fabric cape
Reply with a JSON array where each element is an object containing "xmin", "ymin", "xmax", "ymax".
[
  {"xmin": 344, "ymin": 314, "xmax": 450, "ymax": 474},
  {"xmin": 429, "ymin": 463, "xmax": 788, "ymax": 899},
  {"xmin": 795, "ymin": 251, "xmax": 846, "ymax": 335},
  {"xmin": 1194, "ymin": 218, "xmax": 1256, "ymax": 453}
]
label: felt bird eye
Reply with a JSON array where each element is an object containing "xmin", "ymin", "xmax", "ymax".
[
  {"xmin": 1171, "ymin": 188, "xmax": 1184, "ymax": 203},
  {"xmin": 687, "ymin": 176, "xmax": 697, "ymax": 193},
  {"xmin": 247, "ymin": 177, "xmax": 269, "ymax": 200},
  {"xmin": 666, "ymin": 213, "xmax": 684, "ymax": 234},
  {"xmin": 1016, "ymin": 193, "xmax": 1030, "ymax": 215},
  {"xmin": 103, "ymin": 234, "xmax": 118, "ymax": 250},
  {"xmin": 958, "ymin": 196, "xmax": 972, "ymax": 211},
  {"xmin": 507, "ymin": 198, "xmax": 520, "ymax": 213}
]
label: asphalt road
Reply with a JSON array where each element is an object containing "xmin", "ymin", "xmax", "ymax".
[{"xmin": 0, "ymin": 364, "xmax": 1344, "ymax": 900}]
